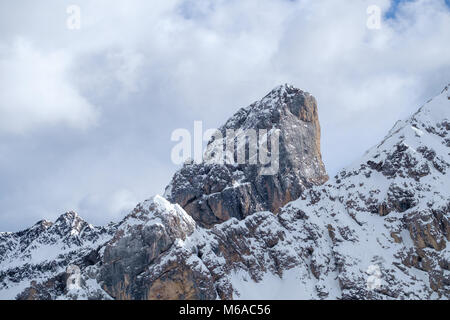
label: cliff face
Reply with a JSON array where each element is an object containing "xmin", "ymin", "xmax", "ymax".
[
  {"xmin": 165, "ymin": 84, "xmax": 328, "ymax": 228},
  {"xmin": 1, "ymin": 84, "xmax": 449, "ymax": 300}
]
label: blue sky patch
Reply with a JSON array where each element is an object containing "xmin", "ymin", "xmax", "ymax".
[{"xmin": 385, "ymin": 0, "xmax": 450, "ymax": 19}]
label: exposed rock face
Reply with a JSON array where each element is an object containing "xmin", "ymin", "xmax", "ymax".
[
  {"xmin": 0, "ymin": 83, "xmax": 449, "ymax": 300},
  {"xmin": 98, "ymin": 196, "xmax": 198, "ymax": 300},
  {"xmin": 165, "ymin": 84, "xmax": 328, "ymax": 228}
]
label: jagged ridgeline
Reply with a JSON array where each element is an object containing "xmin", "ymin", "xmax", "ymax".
[{"xmin": 0, "ymin": 84, "xmax": 449, "ymax": 300}]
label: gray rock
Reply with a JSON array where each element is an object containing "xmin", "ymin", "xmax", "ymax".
[
  {"xmin": 165, "ymin": 84, "xmax": 328, "ymax": 228},
  {"xmin": 98, "ymin": 196, "xmax": 197, "ymax": 300}
]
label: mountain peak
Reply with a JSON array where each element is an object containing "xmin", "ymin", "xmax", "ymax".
[
  {"xmin": 269, "ymin": 83, "xmax": 298, "ymax": 94},
  {"xmin": 259, "ymin": 84, "xmax": 312, "ymax": 110},
  {"xmin": 54, "ymin": 211, "xmax": 82, "ymax": 225},
  {"xmin": 166, "ymin": 85, "xmax": 328, "ymax": 228},
  {"xmin": 52, "ymin": 211, "xmax": 91, "ymax": 238}
]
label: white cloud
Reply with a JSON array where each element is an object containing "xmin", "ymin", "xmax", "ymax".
[
  {"xmin": 77, "ymin": 188, "xmax": 140, "ymax": 222},
  {"xmin": 0, "ymin": 38, "xmax": 97, "ymax": 134}
]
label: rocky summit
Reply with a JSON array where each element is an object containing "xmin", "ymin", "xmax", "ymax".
[
  {"xmin": 165, "ymin": 84, "xmax": 328, "ymax": 228},
  {"xmin": 0, "ymin": 84, "xmax": 449, "ymax": 300}
]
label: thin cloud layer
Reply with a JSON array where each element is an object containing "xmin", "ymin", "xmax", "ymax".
[{"xmin": 0, "ymin": 39, "xmax": 97, "ymax": 134}]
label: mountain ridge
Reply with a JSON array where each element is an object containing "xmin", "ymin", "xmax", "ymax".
[{"xmin": 0, "ymin": 83, "xmax": 448, "ymax": 300}]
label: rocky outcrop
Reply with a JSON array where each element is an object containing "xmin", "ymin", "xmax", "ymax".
[
  {"xmin": 99, "ymin": 196, "xmax": 197, "ymax": 300},
  {"xmin": 165, "ymin": 84, "xmax": 328, "ymax": 228}
]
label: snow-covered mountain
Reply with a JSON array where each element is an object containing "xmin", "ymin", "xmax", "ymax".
[
  {"xmin": 0, "ymin": 212, "xmax": 116, "ymax": 299},
  {"xmin": 0, "ymin": 84, "xmax": 448, "ymax": 300},
  {"xmin": 165, "ymin": 84, "xmax": 328, "ymax": 228}
]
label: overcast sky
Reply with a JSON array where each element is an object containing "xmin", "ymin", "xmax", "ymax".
[{"xmin": 0, "ymin": 0, "xmax": 449, "ymax": 231}]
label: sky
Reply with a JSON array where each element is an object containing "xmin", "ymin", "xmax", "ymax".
[{"xmin": 0, "ymin": 0, "xmax": 449, "ymax": 231}]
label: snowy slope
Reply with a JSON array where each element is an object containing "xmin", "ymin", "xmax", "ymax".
[
  {"xmin": 0, "ymin": 212, "xmax": 116, "ymax": 299},
  {"xmin": 173, "ymin": 84, "xmax": 450, "ymax": 299}
]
